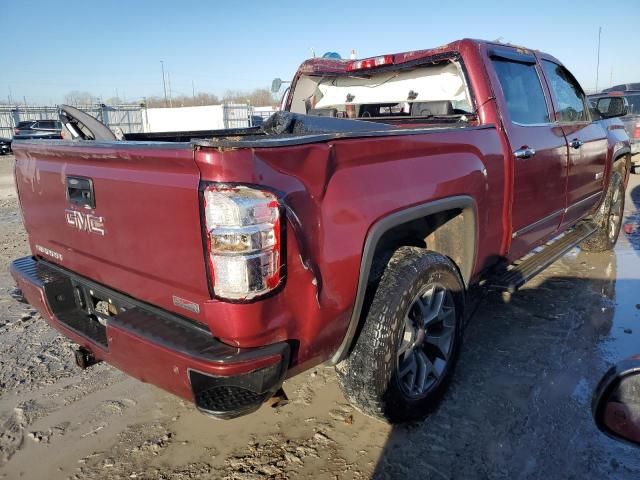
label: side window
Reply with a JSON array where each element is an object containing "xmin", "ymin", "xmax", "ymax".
[
  {"xmin": 541, "ymin": 61, "xmax": 589, "ymax": 122},
  {"xmin": 626, "ymin": 95, "xmax": 640, "ymax": 115},
  {"xmin": 492, "ymin": 59, "xmax": 550, "ymax": 125}
]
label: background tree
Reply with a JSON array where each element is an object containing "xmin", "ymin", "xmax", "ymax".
[
  {"xmin": 64, "ymin": 91, "xmax": 96, "ymax": 106},
  {"xmin": 144, "ymin": 88, "xmax": 276, "ymax": 108}
]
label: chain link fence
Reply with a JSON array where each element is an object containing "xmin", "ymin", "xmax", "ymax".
[
  {"xmin": 1, "ymin": 103, "xmax": 263, "ymax": 139},
  {"xmin": 0, "ymin": 104, "xmax": 145, "ymax": 139},
  {"xmin": 222, "ymin": 104, "xmax": 254, "ymax": 129}
]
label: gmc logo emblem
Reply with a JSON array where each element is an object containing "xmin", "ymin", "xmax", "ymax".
[{"xmin": 65, "ymin": 209, "xmax": 105, "ymax": 236}]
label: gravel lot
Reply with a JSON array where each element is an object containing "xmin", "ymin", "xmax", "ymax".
[{"xmin": 1, "ymin": 153, "xmax": 640, "ymax": 479}]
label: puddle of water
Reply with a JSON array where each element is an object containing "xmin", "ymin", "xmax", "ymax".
[
  {"xmin": 600, "ymin": 181, "xmax": 640, "ymax": 361},
  {"xmin": 571, "ymin": 377, "xmax": 591, "ymax": 405}
]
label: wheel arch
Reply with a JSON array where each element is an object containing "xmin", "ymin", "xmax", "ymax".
[
  {"xmin": 608, "ymin": 150, "xmax": 631, "ymax": 192},
  {"xmin": 330, "ymin": 195, "xmax": 477, "ymax": 364}
]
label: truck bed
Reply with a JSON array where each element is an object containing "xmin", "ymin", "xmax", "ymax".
[{"xmin": 124, "ymin": 111, "xmax": 474, "ymax": 148}]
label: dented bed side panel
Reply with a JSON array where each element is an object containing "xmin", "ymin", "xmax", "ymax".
[{"xmin": 194, "ymin": 126, "xmax": 506, "ymax": 372}]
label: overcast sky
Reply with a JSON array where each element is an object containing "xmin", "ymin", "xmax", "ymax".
[{"xmin": 4, "ymin": 0, "xmax": 640, "ymax": 105}]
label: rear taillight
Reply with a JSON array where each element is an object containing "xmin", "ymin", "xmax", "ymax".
[
  {"xmin": 202, "ymin": 184, "xmax": 282, "ymax": 301},
  {"xmin": 634, "ymin": 121, "xmax": 640, "ymax": 139},
  {"xmin": 347, "ymin": 55, "xmax": 394, "ymax": 72},
  {"xmin": 14, "ymin": 128, "xmax": 19, "ymax": 136}
]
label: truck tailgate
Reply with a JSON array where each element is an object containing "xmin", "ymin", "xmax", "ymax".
[{"xmin": 12, "ymin": 140, "xmax": 210, "ymax": 323}]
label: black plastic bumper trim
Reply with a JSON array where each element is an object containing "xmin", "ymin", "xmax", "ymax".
[{"xmin": 189, "ymin": 343, "xmax": 290, "ymax": 419}]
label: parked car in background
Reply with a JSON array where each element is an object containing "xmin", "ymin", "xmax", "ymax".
[
  {"xmin": 589, "ymin": 90, "xmax": 640, "ymax": 172},
  {"xmin": 603, "ymin": 83, "xmax": 640, "ymax": 93},
  {"xmin": 250, "ymin": 115, "xmax": 265, "ymax": 127},
  {"xmin": 13, "ymin": 120, "xmax": 63, "ymax": 140},
  {"xmin": 0, "ymin": 137, "xmax": 11, "ymax": 155}
]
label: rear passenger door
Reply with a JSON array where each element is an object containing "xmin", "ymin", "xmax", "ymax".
[
  {"xmin": 541, "ymin": 60, "xmax": 607, "ymax": 228},
  {"xmin": 488, "ymin": 48, "xmax": 569, "ymax": 259}
]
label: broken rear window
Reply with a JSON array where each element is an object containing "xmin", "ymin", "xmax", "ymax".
[{"xmin": 289, "ymin": 61, "xmax": 473, "ymax": 120}]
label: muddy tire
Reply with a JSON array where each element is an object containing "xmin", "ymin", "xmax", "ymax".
[
  {"xmin": 580, "ymin": 171, "xmax": 625, "ymax": 252},
  {"xmin": 336, "ymin": 247, "xmax": 464, "ymax": 424}
]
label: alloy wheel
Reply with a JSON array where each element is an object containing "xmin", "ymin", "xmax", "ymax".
[{"xmin": 396, "ymin": 283, "xmax": 456, "ymax": 399}]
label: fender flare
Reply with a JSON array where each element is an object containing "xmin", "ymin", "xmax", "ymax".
[
  {"xmin": 330, "ymin": 195, "xmax": 477, "ymax": 364},
  {"xmin": 612, "ymin": 145, "xmax": 630, "ymax": 161}
]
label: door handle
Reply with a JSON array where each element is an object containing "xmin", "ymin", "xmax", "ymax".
[
  {"xmin": 66, "ymin": 176, "xmax": 95, "ymax": 208},
  {"xmin": 514, "ymin": 147, "xmax": 536, "ymax": 159},
  {"xmin": 569, "ymin": 139, "xmax": 584, "ymax": 149}
]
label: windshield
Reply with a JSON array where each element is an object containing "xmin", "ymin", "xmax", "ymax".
[{"xmin": 289, "ymin": 60, "xmax": 473, "ymax": 119}]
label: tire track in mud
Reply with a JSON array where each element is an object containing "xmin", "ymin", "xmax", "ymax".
[
  {"xmin": 0, "ymin": 406, "xmax": 25, "ymax": 467},
  {"xmin": 0, "ymin": 398, "xmax": 56, "ymax": 468}
]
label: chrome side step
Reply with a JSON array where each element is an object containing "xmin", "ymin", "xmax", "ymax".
[{"xmin": 489, "ymin": 221, "xmax": 597, "ymax": 293}]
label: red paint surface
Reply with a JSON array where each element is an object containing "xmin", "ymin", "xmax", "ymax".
[{"xmin": 10, "ymin": 39, "xmax": 628, "ymax": 402}]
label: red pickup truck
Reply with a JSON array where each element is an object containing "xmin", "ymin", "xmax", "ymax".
[{"xmin": 10, "ymin": 39, "xmax": 631, "ymax": 423}]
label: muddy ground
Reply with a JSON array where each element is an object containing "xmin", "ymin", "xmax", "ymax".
[{"xmin": 1, "ymin": 153, "xmax": 640, "ymax": 479}]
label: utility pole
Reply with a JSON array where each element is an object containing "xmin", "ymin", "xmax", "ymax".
[
  {"xmin": 610, "ymin": 67, "xmax": 613, "ymax": 88},
  {"xmin": 160, "ymin": 60, "xmax": 168, "ymax": 107},
  {"xmin": 192, "ymin": 80, "xmax": 196, "ymax": 103},
  {"xmin": 595, "ymin": 26, "xmax": 602, "ymax": 92}
]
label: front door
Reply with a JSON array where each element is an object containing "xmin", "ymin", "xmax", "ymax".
[
  {"xmin": 489, "ymin": 48, "xmax": 569, "ymax": 260},
  {"xmin": 541, "ymin": 60, "xmax": 608, "ymax": 228}
]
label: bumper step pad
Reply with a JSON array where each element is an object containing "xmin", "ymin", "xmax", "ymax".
[{"xmin": 9, "ymin": 256, "xmax": 108, "ymax": 344}]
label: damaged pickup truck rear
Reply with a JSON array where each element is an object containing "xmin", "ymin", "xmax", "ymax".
[{"xmin": 10, "ymin": 39, "xmax": 632, "ymax": 423}]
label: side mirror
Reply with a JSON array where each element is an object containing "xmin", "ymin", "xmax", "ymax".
[
  {"xmin": 593, "ymin": 357, "xmax": 640, "ymax": 446},
  {"xmin": 271, "ymin": 78, "xmax": 283, "ymax": 94},
  {"xmin": 596, "ymin": 96, "xmax": 629, "ymax": 119},
  {"xmin": 271, "ymin": 78, "xmax": 291, "ymax": 94}
]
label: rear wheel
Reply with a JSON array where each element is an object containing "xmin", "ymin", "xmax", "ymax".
[
  {"xmin": 580, "ymin": 172, "xmax": 625, "ymax": 252},
  {"xmin": 336, "ymin": 247, "xmax": 464, "ymax": 424}
]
